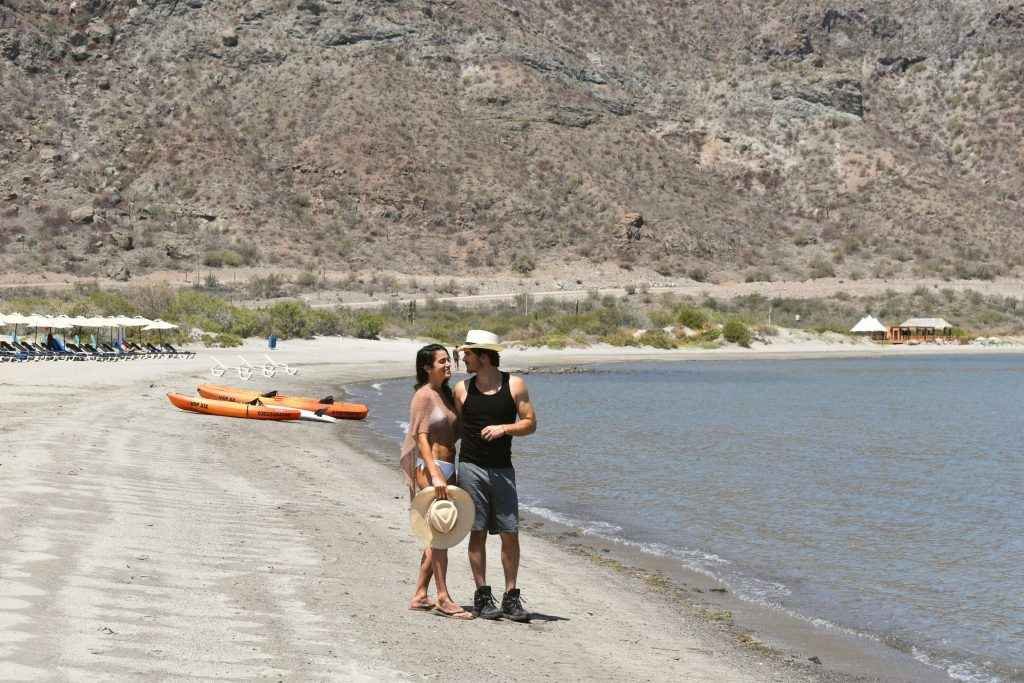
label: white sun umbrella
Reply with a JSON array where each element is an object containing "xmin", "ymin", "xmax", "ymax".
[
  {"xmin": 2, "ymin": 313, "xmax": 31, "ymax": 342},
  {"xmin": 142, "ymin": 319, "xmax": 179, "ymax": 331},
  {"xmin": 25, "ymin": 313, "xmax": 55, "ymax": 328},
  {"xmin": 48, "ymin": 314, "xmax": 75, "ymax": 329},
  {"xmin": 142, "ymin": 318, "xmax": 179, "ymax": 345}
]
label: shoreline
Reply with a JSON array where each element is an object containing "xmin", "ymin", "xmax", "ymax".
[
  {"xmin": 2, "ymin": 337, "xmax": 1007, "ymax": 680},
  {"xmin": 342, "ymin": 369, "xmax": 949, "ymax": 683}
]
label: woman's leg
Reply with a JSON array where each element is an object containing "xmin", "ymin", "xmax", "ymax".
[
  {"xmin": 410, "ymin": 468, "xmax": 435, "ymax": 609},
  {"xmin": 409, "ymin": 547, "xmax": 434, "ymax": 609},
  {"xmin": 432, "ymin": 472, "xmax": 472, "ymax": 618}
]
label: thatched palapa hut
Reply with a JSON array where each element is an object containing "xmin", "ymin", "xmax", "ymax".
[{"xmin": 888, "ymin": 318, "xmax": 954, "ymax": 344}]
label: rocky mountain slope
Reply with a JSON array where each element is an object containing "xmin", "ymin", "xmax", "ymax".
[{"xmin": 1, "ymin": 0, "xmax": 1021, "ymax": 285}]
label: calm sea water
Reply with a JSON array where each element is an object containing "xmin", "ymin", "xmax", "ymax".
[{"xmin": 350, "ymin": 356, "xmax": 1024, "ymax": 682}]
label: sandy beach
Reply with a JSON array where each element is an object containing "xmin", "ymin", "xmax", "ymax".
[{"xmin": 3, "ymin": 337, "xmax": 1007, "ymax": 681}]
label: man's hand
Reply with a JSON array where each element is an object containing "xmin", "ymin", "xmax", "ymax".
[{"xmin": 480, "ymin": 424, "xmax": 506, "ymax": 441}]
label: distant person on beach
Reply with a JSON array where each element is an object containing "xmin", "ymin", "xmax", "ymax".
[
  {"xmin": 454, "ymin": 330, "xmax": 537, "ymax": 621},
  {"xmin": 399, "ymin": 344, "xmax": 473, "ymax": 619}
]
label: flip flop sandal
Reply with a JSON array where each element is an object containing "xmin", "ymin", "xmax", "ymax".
[
  {"xmin": 434, "ymin": 606, "xmax": 474, "ymax": 620},
  {"xmin": 408, "ymin": 601, "xmax": 436, "ymax": 612}
]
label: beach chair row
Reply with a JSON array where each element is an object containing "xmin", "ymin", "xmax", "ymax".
[
  {"xmin": 0, "ymin": 340, "xmax": 195, "ymax": 362},
  {"xmin": 210, "ymin": 355, "xmax": 299, "ymax": 380}
]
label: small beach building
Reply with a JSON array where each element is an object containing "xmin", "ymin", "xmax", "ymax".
[
  {"xmin": 850, "ymin": 315, "xmax": 888, "ymax": 341},
  {"xmin": 888, "ymin": 317, "xmax": 954, "ymax": 344}
]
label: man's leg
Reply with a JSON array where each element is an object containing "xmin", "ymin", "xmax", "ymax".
[
  {"xmin": 468, "ymin": 530, "xmax": 488, "ymax": 587},
  {"xmin": 499, "ymin": 532, "xmax": 519, "ymax": 592}
]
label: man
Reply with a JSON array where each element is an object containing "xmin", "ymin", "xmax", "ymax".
[{"xmin": 454, "ymin": 329, "xmax": 537, "ymax": 621}]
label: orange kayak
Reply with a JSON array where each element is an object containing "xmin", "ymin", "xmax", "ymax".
[
  {"xmin": 167, "ymin": 392, "xmax": 301, "ymax": 420},
  {"xmin": 196, "ymin": 384, "xmax": 369, "ymax": 420}
]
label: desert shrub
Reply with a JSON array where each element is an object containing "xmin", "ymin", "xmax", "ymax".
[
  {"xmin": 808, "ymin": 255, "xmax": 835, "ymax": 279},
  {"xmin": 201, "ymin": 332, "xmax": 243, "ymax": 347},
  {"xmin": 723, "ymin": 319, "xmax": 752, "ymax": 347},
  {"xmin": 227, "ymin": 307, "xmax": 265, "ymax": 338},
  {"xmin": 267, "ymin": 300, "xmax": 313, "ymax": 339},
  {"xmin": 698, "ymin": 327, "xmax": 722, "ymax": 342},
  {"xmin": 638, "ymin": 329, "xmax": 676, "ymax": 349},
  {"xmin": 355, "ymin": 312, "xmax": 384, "ymax": 339},
  {"xmin": 676, "ymin": 305, "xmax": 708, "ymax": 330},
  {"xmin": 295, "ymin": 271, "xmax": 319, "ymax": 288},
  {"xmin": 202, "ymin": 249, "xmax": 244, "ymax": 267},
  {"xmin": 601, "ymin": 328, "xmax": 640, "ymax": 347},
  {"xmin": 250, "ymin": 273, "xmax": 287, "ymax": 299},
  {"xmin": 512, "ymin": 253, "xmax": 536, "ymax": 274},
  {"xmin": 745, "ymin": 269, "xmax": 774, "ymax": 282}
]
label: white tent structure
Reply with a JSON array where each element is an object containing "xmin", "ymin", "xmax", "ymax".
[{"xmin": 850, "ymin": 315, "xmax": 887, "ymax": 334}]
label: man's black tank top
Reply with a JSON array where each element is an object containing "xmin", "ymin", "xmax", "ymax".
[{"xmin": 460, "ymin": 371, "xmax": 516, "ymax": 468}]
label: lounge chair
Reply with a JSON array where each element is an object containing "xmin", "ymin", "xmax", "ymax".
[
  {"xmin": 164, "ymin": 343, "xmax": 194, "ymax": 359},
  {"xmin": 210, "ymin": 357, "xmax": 253, "ymax": 380},
  {"xmin": 0, "ymin": 340, "xmax": 27, "ymax": 362},
  {"xmin": 263, "ymin": 354, "xmax": 299, "ymax": 377},
  {"xmin": 64, "ymin": 343, "xmax": 93, "ymax": 360}
]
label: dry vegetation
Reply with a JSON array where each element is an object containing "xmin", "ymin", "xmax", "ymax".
[{"xmin": 0, "ymin": 0, "xmax": 1022, "ymax": 285}]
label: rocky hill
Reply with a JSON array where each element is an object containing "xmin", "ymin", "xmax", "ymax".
[{"xmin": 1, "ymin": 0, "xmax": 1022, "ymax": 286}]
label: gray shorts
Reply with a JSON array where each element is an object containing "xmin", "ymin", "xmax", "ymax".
[{"xmin": 457, "ymin": 461, "xmax": 518, "ymax": 535}]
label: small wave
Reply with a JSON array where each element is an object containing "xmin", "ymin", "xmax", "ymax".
[
  {"xmin": 371, "ymin": 383, "xmax": 383, "ymax": 392},
  {"xmin": 912, "ymin": 647, "xmax": 1001, "ymax": 683},
  {"xmin": 522, "ymin": 504, "xmax": 623, "ymax": 536},
  {"xmin": 397, "ymin": 420, "xmax": 409, "ymax": 434}
]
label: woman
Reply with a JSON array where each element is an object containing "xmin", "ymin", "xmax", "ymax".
[{"xmin": 400, "ymin": 344, "xmax": 473, "ymax": 619}]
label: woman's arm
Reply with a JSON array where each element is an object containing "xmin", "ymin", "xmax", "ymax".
[{"xmin": 416, "ymin": 432, "xmax": 449, "ymax": 499}]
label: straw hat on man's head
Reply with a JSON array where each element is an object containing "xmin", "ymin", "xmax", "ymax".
[
  {"xmin": 456, "ymin": 329, "xmax": 504, "ymax": 353},
  {"xmin": 410, "ymin": 486, "xmax": 476, "ymax": 549}
]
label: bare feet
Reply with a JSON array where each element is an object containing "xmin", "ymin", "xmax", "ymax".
[
  {"xmin": 409, "ymin": 596, "xmax": 435, "ymax": 611},
  {"xmin": 434, "ymin": 597, "xmax": 473, "ymax": 620}
]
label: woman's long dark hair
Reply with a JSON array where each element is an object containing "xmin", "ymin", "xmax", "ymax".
[{"xmin": 414, "ymin": 344, "xmax": 454, "ymax": 406}]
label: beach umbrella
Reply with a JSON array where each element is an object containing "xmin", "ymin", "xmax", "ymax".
[
  {"xmin": 142, "ymin": 319, "xmax": 179, "ymax": 331},
  {"xmin": 2, "ymin": 312, "xmax": 31, "ymax": 342},
  {"xmin": 142, "ymin": 318, "xmax": 178, "ymax": 345},
  {"xmin": 25, "ymin": 314, "xmax": 54, "ymax": 342}
]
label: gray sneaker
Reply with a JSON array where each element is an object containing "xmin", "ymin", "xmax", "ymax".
[
  {"xmin": 473, "ymin": 585, "xmax": 501, "ymax": 620},
  {"xmin": 501, "ymin": 588, "xmax": 530, "ymax": 622}
]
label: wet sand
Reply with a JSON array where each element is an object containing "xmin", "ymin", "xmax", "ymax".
[{"xmin": 0, "ymin": 337, "xmax": 974, "ymax": 680}]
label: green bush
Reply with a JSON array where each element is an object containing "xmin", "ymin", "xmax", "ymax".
[
  {"xmin": 201, "ymin": 332, "xmax": 243, "ymax": 347},
  {"xmin": 601, "ymin": 329, "xmax": 640, "ymax": 347},
  {"xmin": 723, "ymin": 319, "xmax": 752, "ymax": 347},
  {"xmin": 268, "ymin": 300, "xmax": 313, "ymax": 339},
  {"xmin": 676, "ymin": 305, "xmax": 708, "ymax": 330},
  {"xmin": 203, "ymin": 249, "xmax": 244, "ymax": 268},
  {"xmin": 512, "ymin": 252, "xmax": 536, "ymax": 274},
  {"xmin": 295, "ymin": 271, "xmax": 319, "ymax": 288},
  {"xmin": 638, "ymin": 329, "xmax": 676, "ymax": 349},
  {"xmin": 808, "ymin": 255, "xmax": 835, "ymax": 279},
  {"xmin": 250, "ymin": 273, "xmax": 287, "ymax": 299},
  {"xmin": 355, "ymin": 312, "xmax": 384, "ymax": 339}
]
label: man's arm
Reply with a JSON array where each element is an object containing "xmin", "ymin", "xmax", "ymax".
[
  {"xmin": 481, "ymin": 376, "xmax": 536, "ymax": 440},
  {"xmin": 453, "ymin": 379, "xmax": 467, "ymax": 417}
]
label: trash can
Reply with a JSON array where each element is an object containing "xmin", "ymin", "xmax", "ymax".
[{"xmin": 268, "ymin": 334, "xmax": 278, "ymax": 350}]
